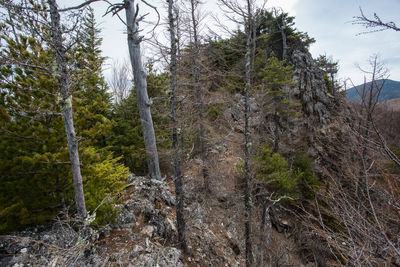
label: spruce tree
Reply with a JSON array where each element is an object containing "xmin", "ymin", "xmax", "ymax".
[
  {"xmin": 259, "ymin": 52, "xmax": 298, "ymax": 152},
  {"xmin": 73, "ymin": 7, "xmax": 114, "ymax": 150},
  {"xmin": 0, "ymin": 3, "xmax": 128, "ymax": 232},
  {"xmin": 109, "ymin": 65, "xmax": 170, "ymax": 174},
  {"xmin": 0, "ymin": 26, "xmax": 72, "ymax": 231},
  {"xmin": 72, "ymin": 7, "xmax": 129, "ymax": 226},
  {"xmin": 316, "ymin": 54, "xmax": 339, "ymax": 96}
]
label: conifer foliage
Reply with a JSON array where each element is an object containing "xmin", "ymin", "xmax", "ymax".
[
  {"xmin": 0, "ymin": 3, "xmax": 128, "ymax": 232},
  {"xmin": 259, "ymin": 53, "xmax": 298, "ymax": 152}
]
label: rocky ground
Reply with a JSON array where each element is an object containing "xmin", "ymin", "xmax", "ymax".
[
  {"xmin": 0, "ymin": 172, "xmax": 247, "ymax": 267},
  {"xmin": 0, "ymin": 144, "xmax": 306, "ymax": 267},
  {"xmin": 1, "ymin": 175, "xmax": 186, "ymax": 266}
]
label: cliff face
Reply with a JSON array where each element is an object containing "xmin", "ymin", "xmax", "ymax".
[
  {"xmin": 289, "ymin": 47, "xmax": 332, "ymax": 127},
  {"xmin": 283, "ymin": 45, "xmax": 399, "ymax": 266}
]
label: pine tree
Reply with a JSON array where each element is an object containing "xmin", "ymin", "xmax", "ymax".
[{"xmin": 255, "ymin": 9, "xmax": 315, "ymax": 59}]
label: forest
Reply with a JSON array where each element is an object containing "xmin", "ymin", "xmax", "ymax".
[{"xmin": 0, "ymin": 0, "xmax": 399, "ymax": 266}]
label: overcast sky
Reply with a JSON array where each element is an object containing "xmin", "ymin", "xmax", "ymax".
[{"xmin": 60, "ymin": 0, "xmax": 400, "ymax": 86}]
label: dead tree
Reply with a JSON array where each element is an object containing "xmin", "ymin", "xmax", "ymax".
[
  {"xmin": 303, "ymin": 156, "xmax": 400, "ymax": 265},
  {"xmin": 243, "ymin": 2, "xmax": 255, "ymax": 265},
  {"xmin": 356, "ymin": 55, "xmax": 387, "ymax": 156},
  {"xmin": 109, "ymin": 60, "xmax": 131, "ymax": 105},
  {"xmin": 188, "ymin": 0, "xmax": 209, "ymax": 192},
  {"xmin": 272, "ymin": 8, "xmax": 287, "ymax": 60},
  {"xmin": 62, "ymin": 0, "xmax": 163, "ymax": 181},
  {"xmin": 0, "ymin": 0, "xmax": 89, "ymax": 219},
  {"xmin": 217, "ymin": 0, "xmax": 257, "ymax": 265},
  {"xmin": 47, "ymin": 0, "xmax": 87, "ymax": 219},
  {"xmin": 355, "ymin": 55, "xmax": 400, "ymax": 168},
  {"xmin": 125, "ymin": 0, "xmax": 161, "ymax": 180},
  {"xmin": 168, "ymin": 0, "xmax": 187, "ymax": 252}
]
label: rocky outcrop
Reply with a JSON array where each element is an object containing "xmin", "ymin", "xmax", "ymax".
[
  {"xmin": 0, "ymin": 176, "xmax": 183, "ymax": 267},
  {"xmin": 224, "ymin": 47, "xmax": 333, "ymax": 141},
  {"xmin": 289, "ymin": 48, "xmax": 332, "ymax": 126}
]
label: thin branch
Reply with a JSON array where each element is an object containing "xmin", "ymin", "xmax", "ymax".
[
  {"xmin": 58, "ymin": 0, "xmax": 102, "ymax": 12},
  {"xmin": 353, "ymin": 7, "xmax": 400, "ymax": 35}
]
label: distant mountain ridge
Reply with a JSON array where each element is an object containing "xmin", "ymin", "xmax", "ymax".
[{"xmin": 346, "ymin": 79, "xmax": 400, "ymax": 102}]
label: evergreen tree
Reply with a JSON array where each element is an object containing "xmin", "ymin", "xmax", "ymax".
[
  {"xmin": 73, "ymin": 7, "xmax": 115, "ymax": 150},
  {"xmin": 109, "ymin": 64, "xmax": 170, "ymax": 174},
  {"xmin": 0, "ymin": 4, "xmax": 128, "ymax": 232},
  {"xmin": 259, "ymin": 52, "xmax": 298, "ymax": 152},
  {"xmin": 72, "ymin": 8, "xmax": 128, "ymax": 226},
  {"xmin": 255, "ymin": 9, "xmax": 315, "ymax": 59},
  {"xmin": 256, "ymin": 142, "xmax": 319, "ymax": 199},
  {"xmin": 316, "ymin": 54, "xmax": 339, "ymax": 96},
  {"xmin": 0, "ymin": 25, "xmax": 72, "ymax": 231}
]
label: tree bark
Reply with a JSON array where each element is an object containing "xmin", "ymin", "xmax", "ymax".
[
  {"xmin": 257, "ymin": 200, "xmax": 268, "ymax": 266},
  {"xmin": 273, "ymin": 112, "xmax": 280, "ymax": 153},
  {"xmin": 125, "ymin": 0, "xmax": 161, "ymax": 180},
  {"xmin": 280, "ymin": 25, "xmax": 287, "ymax": 60},
  {"xmin": 244, "ymin": 1, "xmax": 254, "ymax": 265},
  {"xmin": 330, "ymin": 72, "xmax": 336, "ymax": 97},
  {"xmin": 168, "ymin": 0, "xmax": 187, "ymax": 253},
  {"xmin": 275, "ymin": 13, "xmax": 287, "ymax": 60},
  {"xmin": 48, "ymin": 0, "xmax": 87, "ymax": 219},
  {"xmin": 189, "ymin": 0, "xmax": 209, "ymax": 192}
]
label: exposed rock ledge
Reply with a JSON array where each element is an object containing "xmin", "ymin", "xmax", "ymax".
[{"xmin": 0, "ymin": 175, "xmax": 183, "ymax": 267}]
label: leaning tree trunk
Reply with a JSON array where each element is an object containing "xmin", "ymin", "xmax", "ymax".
[
  {"xmin": 125, "ymin": 0, "xmax": 161, "ymax": 180},
  {"xmin": 189, "ymin": 0, "xmax": 209, "ymax": 192},
  {"xmin": 168, "ymin": 0, "xmax": 187, "ymax": 253},
  {"xmin": 48, "ymin": 0, "xmax": 87, "ymax": 219},
  {"xmin": 244, "ymin": 0, "xmax": 254, "ymax": 266}
]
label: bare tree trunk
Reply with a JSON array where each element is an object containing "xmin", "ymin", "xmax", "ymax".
[
  {"xmin": 174, "ymin": 6, "xmax": 186, "ymax": 154},
  {"xmin": 257, "ymin": 200, "xmax": 269, "ymax": 266},
  {"xmin": 168, "ymin": 0, "xmax": 187, "ymax": 253},
  {"xmin": 189, "ymin": 0, "xmax": 209, "ymax": 192},
  {"xmin": 273, "ymin": 9, "xmax": 287, "ymax": 60},
  {"xmin": 125, "ymin": 0, "xmax": 161, "ymax": 180},
  {"xmin": 280, "ymin": 28, "xmax": 287, "ymax": 60},
  {"xmin": 273, "ymin": 112, "xmax": 280, "ymax": 153},
  {"xmin": 330, "ymin": 72, "xmax": 336, "ymax": 97},
  {"xmin": 244, "ymin": 1, "xmax": 255, "ymax": 265},
  {"xmin": 48, "ymin": 0, "xmax": 87, "ymax": 219},
  {"xmin": 279, "ymin": 25, "xmax": 287, "ymax": 60}
]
